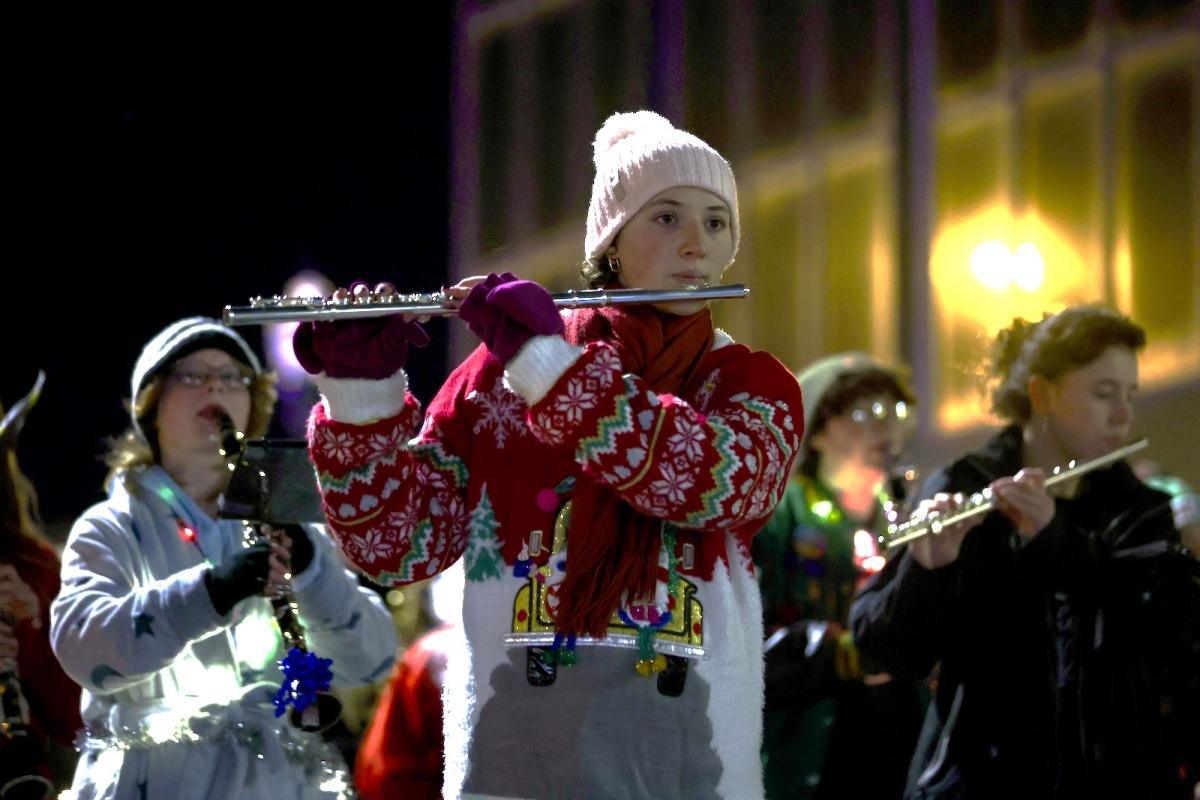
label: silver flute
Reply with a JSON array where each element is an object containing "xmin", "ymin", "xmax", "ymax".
[
  {"xmin": 882, "ymin": 439, "xmax": 1149, "ymax": 550},
  {"xmin": 223, "ymin": 284, "xmax": 751, "ymax": 326}
]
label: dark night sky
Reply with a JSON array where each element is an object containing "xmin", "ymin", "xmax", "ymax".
[{"xmin": 6, "ymin": 37, "xmax": 454, "ymax": 535}]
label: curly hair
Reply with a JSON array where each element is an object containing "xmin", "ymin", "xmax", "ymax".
[
  {"xmin": 579, "ymin": 252, "xmax": 621, "ymax": 289},
  {"xmin": 990, "ymin": 305, "xmax": 1145, "ymax": 424}
]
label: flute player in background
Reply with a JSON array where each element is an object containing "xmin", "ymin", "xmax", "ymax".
[
  {"xmin": 49, "ymin": 317, "xmax": 396, "ymax": 800},
  {"xmin": 293, "ymin": 110, "xmax": 802, "ymax": 799},
  {"xmin": 850, "ymin": 305, "xmax": 1200, "ymax": 799}
]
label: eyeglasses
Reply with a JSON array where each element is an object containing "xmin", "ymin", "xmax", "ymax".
[
  {"xmin": 168, "ymin": 366, "xmax": 254, "ymax": 390},
  {"xmin": 848, "ymin": 399, "xmax": 911, "ymax": 426}
]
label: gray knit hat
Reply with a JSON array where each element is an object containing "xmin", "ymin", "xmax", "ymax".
[
  {"xmin": 585, "ymin": 110, "xmax": 739, "ymax": 265},
  {"xmin": 796, "ymin": 352, "xmax": 877, "ymax": 441},
  {"xmin": 130, "ymin": 316, "xmax": 262, "ymax": 441}
]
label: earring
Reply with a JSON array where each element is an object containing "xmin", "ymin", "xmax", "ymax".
[{"xmin": 606, "ymin": 247, "xmax": 621, "ymax": 275}]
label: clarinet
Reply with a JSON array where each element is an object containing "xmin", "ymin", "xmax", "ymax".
[
  {"xmin": 213, "ymin": 412, "xmax": 341, "ymax": 732},
  {"xmin": 0, "ymin": 611, "xmax": 54, "ymax": 800}
]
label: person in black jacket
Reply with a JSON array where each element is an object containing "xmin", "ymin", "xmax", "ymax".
[{"xmin": 850, "ymin": 305, "xmax": 1199, "ymax": 800}]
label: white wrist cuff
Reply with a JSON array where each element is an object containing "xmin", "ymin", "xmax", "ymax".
[
  {"xmin": 316, "ymin": 369, "xmax": 409, "ymax": 425},
  {"xmin": 503, "ymin": 336, "xmax": 583, "ymax": 406}
]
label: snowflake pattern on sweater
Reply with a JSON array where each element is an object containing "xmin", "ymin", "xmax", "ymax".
[
  {"xmin": 308, "ymin": 333, "xmax": 802, "ymax": 799},
  {"xmin": 308, "ymin": 341, "xmax": 801, "ymax": 589}
]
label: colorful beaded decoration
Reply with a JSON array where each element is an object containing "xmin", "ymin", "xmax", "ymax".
[
  {"xmin": 630, "ymin": 526, "xmax": 679, "ymax": 677},
  {"xmin": 547, "ymin": 631, "xmax": 578, "ymax": 667}
]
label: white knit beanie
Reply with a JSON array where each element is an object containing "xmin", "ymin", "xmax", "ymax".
[
  {"xmin": 130, "ymin": 316, "xmax": 263, "ymax": 441},
  {"xmin": 585, "ymin": 110, "xmax": 739, "ymax": 265}
]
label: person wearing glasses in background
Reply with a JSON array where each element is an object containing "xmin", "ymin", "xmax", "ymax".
[
  {"xmin": 850, "ymin": 305, "xmax": 1200, "ymax": 799},
  {"xmin": 752, "ymin": 352, "xmax": 923, "ymax": 800},
  {"xmin": 49, "ymin": 317, "xmax": 397, "ymax": 800}
]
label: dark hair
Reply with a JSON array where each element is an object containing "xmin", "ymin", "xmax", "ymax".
[
  {"xmin": 799, "ymin": 366, "xmax": 916, "ymax": 478},
  {"xmin": 990, "ymin": 305, "xmax": 1146, "ymax": 423}
]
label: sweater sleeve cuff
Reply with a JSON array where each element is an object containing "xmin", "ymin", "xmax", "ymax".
[
  {"xmin": 503, "ymin": 335, "xmax": 584, "ymax": 406},
  {"xmin": 316, "ymin": 369, "xmax": 409, "ymax": 424}
]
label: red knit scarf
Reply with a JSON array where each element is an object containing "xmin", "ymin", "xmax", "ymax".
[{"xmin": 555, "ymin": 301, "xmax": 715, "ymax": 637}]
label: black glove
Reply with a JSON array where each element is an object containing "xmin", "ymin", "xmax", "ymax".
[
  {"xmin": 283, "ymin": 524, "xmax": 315, "ymax": 576},
  {"xmin": 205, "ymin": 541, "xmax": 272, "ymax": 616}
]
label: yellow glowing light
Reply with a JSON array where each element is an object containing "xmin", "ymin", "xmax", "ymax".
[
  {"xmin": 970, "ymin": 240, "xmax": 1014, "ymax": 290},
  {"xmin": 812, "ymin": 500, "xmax": 835, "ymax": 519},
  {"xmin": 968, "ymin": 240, "xmax": 1045, "ymax": 292},
  {"xmin": 1012, "ymin": 243, "xmax": 1045, "ymax": 291},
  {"xmin": 930, "ymin": 203, "xmax": 1098, "ymax": 432}
]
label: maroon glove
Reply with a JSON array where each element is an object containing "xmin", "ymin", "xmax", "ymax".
[
  {"xmin": 457, "ymin": 273, "xmax": 565, "ymax": 364},
  {"xmin": 293, "ymin": 310, "xmax": 430, "ymax": 380}
]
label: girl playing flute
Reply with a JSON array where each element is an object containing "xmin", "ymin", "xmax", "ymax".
[
  {"xmin": 294, "ymin": 110, "xmax": 803, "ymax": 799},
  {"xmin": 850, "ymin": 306, "xmax": 1200, "ymax": 799}
]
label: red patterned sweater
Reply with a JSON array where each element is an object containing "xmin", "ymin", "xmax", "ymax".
[{"xmin": 308, "ymin": 328, "xmax": 802, "ymax": 800}]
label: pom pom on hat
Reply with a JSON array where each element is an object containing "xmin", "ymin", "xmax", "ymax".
[
  {"xmin": 585, "ymin": 110, "xmax": 739, "ymax": 265},
  {"xmin": 592, "ymin": 110, "xmax": 677, "ymax": 158}
]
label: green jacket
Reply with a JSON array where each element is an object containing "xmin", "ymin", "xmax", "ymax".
[{"xmin": 753, "ymin": 473, "xmax": 890, "ymax": 631}]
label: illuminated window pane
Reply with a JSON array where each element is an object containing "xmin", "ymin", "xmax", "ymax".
[
  {"xmin": 747, "ymin": 190, "xmax": 806, "ymax": 370},
  {"xmin": 743, "ymin": 156, "xmax": 895, "ymax": 372},
  {"xmin": 937, "ymin": 111, "xmax": 1007, "ymax": 219},
  {"xmin": 479, "ymin": 35, "xmax": 512, "ymax": 253},
  {"xmin": 1117, "ymin": 53, "xmax": 1200, "ymax": 386},
  {"xmin": 1020, "ymin": 77, "xmax": 1103, "ymax": 295},
  {"xmin": 933, "ymin": 100, "xmax": 1114, "ymax": 431},
  {"xmin": 932, "ymin": 113, "xmax": 1018, "ymax": 431},
  {"xmin": 825, "ymin": 158, "xmax": 897, "ymax": 359}
]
